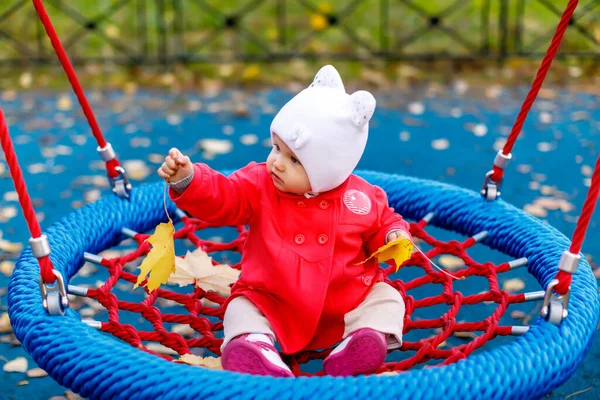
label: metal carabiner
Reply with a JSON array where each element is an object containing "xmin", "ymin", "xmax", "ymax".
[
  {"xmin": 39, "ymin": 269, "xmax": 69, "ymax": 316},
  {"xmin": 110, "ymin": 165, "xmax": 132, "ymax": 199},
  {"xmin": 480, "ymin": 170, "xmax": 501, "ymax": 201},
  {"xmin": 540, "ymin": 279, "xmax": 570, "ymax": 325}
]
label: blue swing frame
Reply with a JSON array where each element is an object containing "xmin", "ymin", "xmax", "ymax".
[{"xmin": 8, "ymin": 171, "xmax": 600, "ymax": 400}]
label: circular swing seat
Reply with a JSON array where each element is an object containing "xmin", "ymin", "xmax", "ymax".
[{"xmin": 8, "ymin": 171, "xmax": 599, "ymax": 400}]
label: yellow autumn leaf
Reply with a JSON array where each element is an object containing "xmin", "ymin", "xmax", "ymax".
[
  {"xmin": 176, "ymin": 354, "xmax": 222, "ymax": 370},
  {"xmin": 311, "ymin": 14, "xmax": 328, "ymax": 31},
  {"xmin": 242, "ymin": 64, "xmax": 260, "ymax": 81},
  {"xmin": 134, "ymin": 221, "xmax": 176, "ymax": 292},
  {"xmin": 357, "ymin": 237, "xmax": 413, "ymax": 272}
]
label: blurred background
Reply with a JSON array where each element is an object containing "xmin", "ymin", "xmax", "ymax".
[{"xmin": 1, "ymin": 0, "xmax": 599, "ymax": 399}]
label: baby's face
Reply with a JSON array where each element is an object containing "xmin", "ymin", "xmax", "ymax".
[{"xmin": 266, "ymin": 133, "xmax": 311, "ymax": 195}]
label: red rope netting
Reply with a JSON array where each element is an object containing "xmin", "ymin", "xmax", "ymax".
[{"xmin": 83, "ymin": 214, "xmax": 534, "ymax": 376}]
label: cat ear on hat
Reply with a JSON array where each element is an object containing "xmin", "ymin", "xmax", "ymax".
[
  {"xmin": 349, "ymin": 90, "xmax": 376, "ymax": 128},
  {"xmin": 290, "ymin": 123, "xmax": 309, "ymax": 149},
  {"xmin": 309, "ymin": 65, "xmax": 345, "ymax": 92}
]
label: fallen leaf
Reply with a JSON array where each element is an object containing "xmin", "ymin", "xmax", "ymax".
[
  {"xmin": 19, "ymin": 72, "xmax": 32, "ymax": 88},
  {"xmin": 84, "ymin": 189, "xmax": 101, "ymax": 203},
  {"xmin": 130, "ymin": 137, "xmax": 151, "ymax": 148},
  {"xmin": 453, "ymin": 332, "xmax": 476, "ymax": 339},
  {"xmin": 135, "ymin": 222, "xmax": 176, "ymax": 292},
  {"xmin": 79, "ymin": 308, "xmax": 96, "ymax": 318},
  {"xmin": 408, "ymin": 102, "xmax": 425, "ymax": 115},
  {"xmin": 356, "ymin": 237, "xmax": 413, "ymax": 272},
  {"xmin": 176, "ymin": 354, "xmax": 222, "ymax": 370},
  {"xmin": 65, "ymin": 390, "xmax": 84, "ymax": 400},
  {"xmin": 377, "ymin": 371, "xmax": 400, "ymax": 376},
  {"xmin": 438, "ymin": 255, "xmax": 464, "ymax": 271},
  {"xmin": 123, "ymin": 160, "xmax": 151, "ymax": 180},
  {"xmin": 472, "ymin": 123, "xmax": 488, "ymax": 137},
  {"xmin": 510, "ymin": 311, "xmax": 527, "ymax": 320},
  {"xmin": 503, "ymin": 278, "xmax": 525, "ymax": 292},
  {"xmin": 166, "ymin": 114, "xmax": 183, "ymax": 126},
  {"xmin": 240, "ymin": 134, "xmax": 258, "ymax": 145},
  {"xmin": 524, "ymin": 204, "xmax": 547, "ymax": 218},
  {"xmin": 431, "ymin": 139, "xmax": 449, "ymax": 150},
  {"xmin": 3, "ymin": 357, "xmax": 28, "ymax": 372},
  {"xmin": 145, "ymin": 343, "xmax": 178, "ymax": 355},
  {"xmin": 0, "ymin": 206, "xmax": 18, "ymax": 222},
  {"xmin": 148, "ymin": 154, "xmax": 164, "ymax": 164},
  {"xmin": 0, "ymin": 312, "xmax": 12, "ymax": 333},
  {"xmin": 198, "ymin": 139, "xmax": 232, "ymax": 155},
  {"xmin": 168, "ymin": 248, "xmax": 240, "ymax": 296},
  {"xmin": 57, "ymin": 94, "xmax": 72, "ymax": 111},
  {"xmin": 170, "ymin": 324, "xmax": 195, "ymax": 337},
  {"xmin": 1, "ymin": 261, "xmax": 14, "ymax": 277}
]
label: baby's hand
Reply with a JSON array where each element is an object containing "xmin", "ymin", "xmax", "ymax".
[
  {"xmin": 387, "ymin": 230, "xmax": 411, "ymax": 243},
  {"xmin": 157, "ymin": 148, "xmax": 193, "ymax": 183}
]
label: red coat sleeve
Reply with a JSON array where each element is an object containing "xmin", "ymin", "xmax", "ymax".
[
  {"xmin": 169, "ymin": 162, "xmax": 259, "ymax": 226},
  {"xmin": 363, "ymin": 185, "xmax": 411, "ymax": 256}
]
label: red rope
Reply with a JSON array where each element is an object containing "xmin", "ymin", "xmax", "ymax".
[
  {"xmin": 553, "ymin": 153, "xmax": 600, "ymax": 294},
  {"xmin": 86, "ymin": 215, "xmax": 528, "ymax": 374},
  {"xmin": 0, "ymin": 109, "xmax": 56, "ymax": 284},
  {"xmin": 31, "ymin": 0, "xmax": 120, "ymax": 179},
  {"xmin": 490, "ymin": 0, "xmax": 579, "ymax": 183}
]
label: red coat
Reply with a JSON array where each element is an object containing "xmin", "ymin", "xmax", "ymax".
[{"xmin": 170, "ymin": 162, "xmax": 409, "ymax": 354}]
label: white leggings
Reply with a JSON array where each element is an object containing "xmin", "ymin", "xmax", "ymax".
[{"xmin": 221, "ymin": 282, "xmax": 405, "ymax": 351}]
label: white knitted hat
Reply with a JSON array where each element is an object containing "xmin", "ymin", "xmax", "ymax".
[{"xmin": 270, "ymin": 65, "xmax": 376, "ymax": 194}]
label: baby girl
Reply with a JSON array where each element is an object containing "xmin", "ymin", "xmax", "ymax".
[{"xmin": 158, "ymin": 65, "xmax": 410, "ymax": 377}]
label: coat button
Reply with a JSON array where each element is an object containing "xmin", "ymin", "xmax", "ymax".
[
  {"xmin": 319, "ymin": 200, "xmax": 329, "ymax": 209},
  {"xmin": 294, "ymin": 234, "xmax": 305, "ymax": 245},
  {"xmin": 297, "ymin": 201, "xmax": 306, "ymax": 208},
  {"xmin": 363, "ymin": 276, "xmax": 372, "ymax": 286},
  {"xmin": 317, "ymin": 234, "xmax": 328, "ymax": 245}
]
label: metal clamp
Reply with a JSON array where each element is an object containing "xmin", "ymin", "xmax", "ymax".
[
  {"xmin": 97, "ymin": 143, "xmax": 116, "ymax": 162},
  {"xmin": 558, "ymin": 251, "xmax": 580, "ymax": 274},
  {"xmin": 29, "ymin": 235, "xmax": 51, "ymax": 258},
  {"xmin": 540, "ymin": 279, "xmax": 570, "ymax": 325},
  {"xmin": 110, "ymin": 165, "xmax": 132, "ymax": 199},
  {"xmin": 39, "ymin": 269, "xmax": 69, "ymax": 316},
  {"xmin": 481, "ymin": 170, "xmax": 501, "ymax": 201},
  {"xmin": 493, "ymin": 150, "xmax": 512, "ymax": 169}
]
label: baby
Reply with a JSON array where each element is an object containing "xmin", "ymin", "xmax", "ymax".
[{"xmin": 158, "ymin": 65, "xmax": 410, "ymax": 377}]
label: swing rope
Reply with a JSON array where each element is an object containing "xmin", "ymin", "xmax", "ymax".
[
  {"xmin": 478, "ymin": 0, "xmax": 599, "ymax": 297},
  {"xmin": 553, "ymin": 153, "xmax": 600, "ymax": 295},
  {"xmin": 483, "ymin": 0, "xmax": 579, "ymax": 196},
  {"xmin": 0, "ymin": 108, "xmax": 56, "ymax": 284},
  {"xmin": 31, "ymin": 0, "xmax": 130, "ymax": 198}
]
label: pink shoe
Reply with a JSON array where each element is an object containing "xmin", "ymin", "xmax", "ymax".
[
  {"xmin": 222, "ymin": 333, "xmax": 294, "ymax": 377},
  {"xmin": 323, "ymin": 328, "xmax": 387, "ymax": 377}
]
